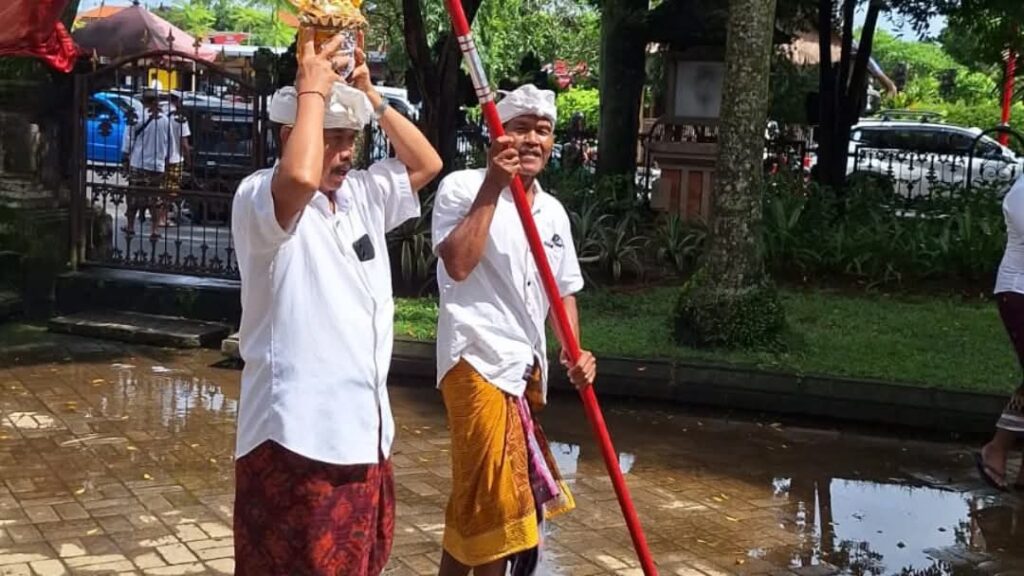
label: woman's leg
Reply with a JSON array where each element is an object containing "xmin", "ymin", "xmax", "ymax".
[{"xmin": 981, "ymin": 292, "xmax": 1024, "ymax": 486}]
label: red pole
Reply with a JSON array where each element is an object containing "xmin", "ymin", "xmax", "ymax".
[
  {"xmin": 1001, "ymin": 44, "xmax": 1017, "ymax": 147},
  {"xmin": 440, "ymin": 1, "xmax": 658, "ymax": 574}
]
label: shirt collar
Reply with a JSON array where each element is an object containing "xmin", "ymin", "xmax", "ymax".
[
  {"xmin": 501, "ymin": 178, "xmax": 547, "ymax": 214},
  {"xmin": 309, "ymin": 185, "xmax": 352, "ymax": 216}
]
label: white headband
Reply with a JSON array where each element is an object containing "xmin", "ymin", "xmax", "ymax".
[
  {"xmin": 269, "ymin": 83, "xmax": 372, "ymax": 130},
  {"xmin": 496, "ymin": 84, "xmax": 557, "ymax": 126}
]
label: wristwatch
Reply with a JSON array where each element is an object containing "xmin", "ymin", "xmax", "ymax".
[{"xmin": 373, "ymin": 98, "xmax": 390, "ymax": 120}]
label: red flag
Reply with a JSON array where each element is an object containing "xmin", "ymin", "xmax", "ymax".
[{"xmin": 0, "ymin": 0, "xmax": 79, "ymax": 73}]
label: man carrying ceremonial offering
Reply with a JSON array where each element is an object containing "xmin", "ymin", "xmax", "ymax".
[
  {"xmin": 432, "ymin": 83, "xmax": 599, "ymax": 576},
  {"xmin": 230, "ymin": 24, "xmax": 442, "ymax": 575}
]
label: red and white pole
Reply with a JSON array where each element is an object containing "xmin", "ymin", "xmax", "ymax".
[
  {"xmin": 1000, "ymin": 40, "xmax": 1017, "ymax": 146},
  {"xmin": 440, "ymin": 1, "xmax": 658, "ymax": 573}
]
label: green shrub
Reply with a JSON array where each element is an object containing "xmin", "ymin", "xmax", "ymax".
[
  {"xmin": 650, "ymin": 215, "xmax": 706, "ymax": 275},
  {"xmin": 761, "ymin": 173, "xmax": 1008, "ymax": 290},
  {"xmin": 555, "ymin": 87, "xmax": 599, "ymax": 134},
  {"xmin": 672, "ymin": 268, "xmax": 786, "ymax": 349}
]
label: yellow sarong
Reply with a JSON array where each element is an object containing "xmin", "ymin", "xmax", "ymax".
[{"xmin": 441, "ymin": 359, "xmax": 573, "ymax": 567}]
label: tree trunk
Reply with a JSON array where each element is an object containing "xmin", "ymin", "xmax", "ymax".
[
  {"xmin": 595, "ymin": 0, "xmax": 647, "ymax": 179},
  {"xmin": 815, "ymin": 0, "xmax": 882, "ymax": 189},
  {"xmin": 816, "ymin": 0, "xmax": 839, "ymax": 187},
  {"xmin": 673, "ymin": 0, "xmax": 784, "ymax": 349},
  {"xmin": 402, "ymin": 0, "xmax": 481, "ymax": 179}
]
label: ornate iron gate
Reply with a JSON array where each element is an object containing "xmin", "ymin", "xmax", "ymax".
[{"xmin": 71, "ymin": 49, "xmax": 272, "ymax": 279}]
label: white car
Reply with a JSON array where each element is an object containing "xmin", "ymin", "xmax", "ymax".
[
  {"xmin": 847, "ymin": 119, "xmax": 1022, "ymax": 197},
  {"xmin": 374, "ymin": 85, "xmax": 419, "ymax": 121}
]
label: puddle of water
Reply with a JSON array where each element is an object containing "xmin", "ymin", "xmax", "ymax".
[
  {"xmin": 548, "ymin": 441, "xmax": 636, "ymax": 478},
  {"xmin": 95, "ymin": 363, "xmax": 238, "ymax": 430},
  {"xmin": 769, "ymin": 477, "xmax": 1020, "ymax": 576},
  {"xmin": 525, "ymin": 392, "xmax": 1024, "ymax": 576}
]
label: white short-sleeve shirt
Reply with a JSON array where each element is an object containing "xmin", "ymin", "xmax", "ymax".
[
  {"xmin": 231, "ymin": 158, "xmax": 418, "ymax": 465},
  {"xmin": 121, "ymin": 111, "xmax": 172, "ymax": 173},
  {"xmin": 997, "ymin": 176, "xmax": 1024, "ymax": 295},
  {"xmin": 432, "ymin": 168, "xmax": 584, "ymax": 402},
  {"xmin": 167, "ymin": 113, "xmax": 191, "ymax": 165}
]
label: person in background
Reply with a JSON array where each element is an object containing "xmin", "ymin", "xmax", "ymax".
[
  {"xmin": 979, "ymin": 174, "xmax": 1024, "ymax": 491},
  {"xmin": 121, "ymin": 89, "xmax": 170, "ymax": 235},
  {"xmin": 161, "ymin": 90, "xmax": 192, "ymax": 227}
]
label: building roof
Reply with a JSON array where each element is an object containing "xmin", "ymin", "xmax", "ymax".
[{"xmin": 76, "ymin": 5, "xmax": 127, "ymax": 20}]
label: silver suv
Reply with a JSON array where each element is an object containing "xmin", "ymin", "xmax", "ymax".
[{"xmin": 847, "ymin": 115, "xmax": 1022, "ymax": 197}]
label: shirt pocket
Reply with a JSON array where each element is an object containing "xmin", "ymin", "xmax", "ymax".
[{"xmin": 540, "ymin": 223, "xmax": 567, "ymax": 271}]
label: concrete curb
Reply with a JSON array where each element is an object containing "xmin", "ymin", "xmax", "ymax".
[
  {"xmin": 50, "ymin": 310, "xmax": 232, "ymax": 349},
  {"xmin": 391, "ymin": 338, "xmax": 1006, "ymax": 435}
]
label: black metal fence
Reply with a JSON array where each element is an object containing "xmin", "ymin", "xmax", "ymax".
[
  {"xmin": 365, "ymin": 114, "xmax": 488, "ymax": 169},
  {"xmin": 850, "ymin": 146, "xmax": 1022, "ymax": 199},
  {"xmin": 72, "ymin": 50, "xmax": 270, "ymax": 279}
]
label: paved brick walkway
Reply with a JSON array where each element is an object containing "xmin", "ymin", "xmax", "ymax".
[{"xmin": 0, "ymin": 332, "xmax": 1022, "ymax": 576}]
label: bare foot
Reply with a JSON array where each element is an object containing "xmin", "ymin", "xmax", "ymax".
[{"xmin": 979, "ymin": 444, "xmax": 1008, "ymax": 490}]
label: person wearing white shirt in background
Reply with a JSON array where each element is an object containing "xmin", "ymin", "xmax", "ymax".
[
  {"xmin": 432, "ymin": 84, "xmax": 597, "ymax": 576},
  {"xmin": 161, "ymin": 90, "xmax": 192, "ymax": 227},
  {"xmin": 121, "ymin": 89, "xmax": 171, "ymax": 235},
  {"xmin": 230, "ymin": 29, "xmax": 442, "ymax": 576},
  {"xmin": 979, "ymin": 174, "xmax": 1024, "ymax": 492}
]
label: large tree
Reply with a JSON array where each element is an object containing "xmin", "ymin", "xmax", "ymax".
[
  {"xmin": 595, "ymin": 0, "xmax": 648, "ymax": 178},
  {"xmin": 941, "ymin": 0, "xmax": 1022, "ymax": 73},
  {"xmin": 595, "ymin": 0, "xmax": 816, "ymax": 182},
  {"xmin": 809, "ymin": 0, "xmax": 1020, "ymax": 188},
  {"xmin": 812, "ymin": 0, "xmax": 886, "ymax": 187},
  {"xmin": 673, "ymin": 0, "xmax": 784, "ymax": 348},
  {"xmin": 401, "ymin": 0, "xmax": 483, "ymax": 177}
]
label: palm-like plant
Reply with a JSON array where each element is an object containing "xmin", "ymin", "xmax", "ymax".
[
  {"xmin": 651, "ymin": 215, "xmax": 705, "ymax": 275},
  {"xmin": 386, "ymin": 193, "xmax": 437, "ymax": 295}
]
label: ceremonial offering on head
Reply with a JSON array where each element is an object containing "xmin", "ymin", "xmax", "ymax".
[{"xmin": 288, "ymin": 0, "xmax": 368, "ymax": 78}]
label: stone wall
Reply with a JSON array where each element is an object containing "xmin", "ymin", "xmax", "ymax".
[{"xmin": 0, "ymin": 79, "xmax": 69, "ymax": 206}]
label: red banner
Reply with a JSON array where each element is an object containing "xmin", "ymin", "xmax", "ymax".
[{"xmin": 0, "ymin": 0, "xmax": 79, "ymax": 73}]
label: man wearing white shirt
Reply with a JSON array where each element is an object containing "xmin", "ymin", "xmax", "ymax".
[
  {"xmin": 432, "ymin": 84, "xmax": 597, "ymax": 576},
  {"xmin": 161, "ymin": 91, "xmax": 191, "ymax": 226},
  {"xmin": 121, "ymin": 90, "xmax": 171, "ymax": 234},
  {"xmin": 230, "ymin": 29, "xmax": 442, "ymax": 575}
]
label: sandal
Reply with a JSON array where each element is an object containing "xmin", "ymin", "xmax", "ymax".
[{"xmin": 974, "ymin": 452, "xmax": 1008, "ymax": 492}]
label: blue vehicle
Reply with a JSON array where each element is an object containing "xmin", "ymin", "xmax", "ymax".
[{"xmin": 85, "ymin": 92, "xmax": 140, "ymax": 164}]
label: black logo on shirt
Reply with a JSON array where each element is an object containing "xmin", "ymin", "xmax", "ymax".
[{"xmin": 544, "ymin": 233, "xmax": 564, "ymax": 249}]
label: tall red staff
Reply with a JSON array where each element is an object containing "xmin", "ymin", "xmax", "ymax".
[
  {"xmin": 440, "ymin": 1, "xmax": 658, "ymax": 574},
  {"xmin": 1000, "ymin": 43, "xmax": 1017, "ymax": 147}
]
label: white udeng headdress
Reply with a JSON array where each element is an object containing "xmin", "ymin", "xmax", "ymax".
[
  {"xmin": 268, "ymin": 82, "xmax": 372, "ymax": 130},
  {"xmin": 496, "ymin": 84, "xmax": 557, "ymax": 126}
]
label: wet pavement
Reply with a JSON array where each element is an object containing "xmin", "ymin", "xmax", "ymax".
[{"xmin": 0, "ymin": 332, "xmax": 1022, "ymax": 576}]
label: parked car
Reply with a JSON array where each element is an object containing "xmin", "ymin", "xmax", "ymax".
[
  {"xmin": 102, "ymin": 91, "xmax": 144, "ymax": 124},
  {"xmin": 85, "ymin": 92, "xmax": 131, "ymax": 164},
  {"xmin": 847, "ymin": 117, "xmax": 1022, "ymax": 196},
  {"xmin": 178, "ymin": 101, "xmax": 258, "ymax": 224}
]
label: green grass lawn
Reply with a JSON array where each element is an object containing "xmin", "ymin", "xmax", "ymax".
[{"xmin": 396, "ymin": 287, "xmax": 1020, "ymax": 395}]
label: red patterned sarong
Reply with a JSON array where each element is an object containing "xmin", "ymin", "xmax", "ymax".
[{"xmin": 234, "ymin": 440, "xmax": 395, "ymax": 575}]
